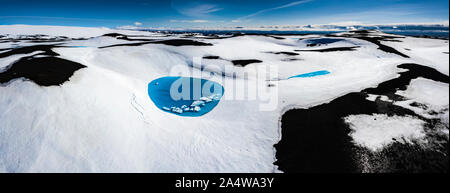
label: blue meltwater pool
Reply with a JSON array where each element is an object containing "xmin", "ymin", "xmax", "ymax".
[
  {"xmin": 148, "ymin": 77, "xmax": 224, "ymax": 117},
  {"xmin": 288, "ymin": 70, "xmax": 331, "ymax": 79}
]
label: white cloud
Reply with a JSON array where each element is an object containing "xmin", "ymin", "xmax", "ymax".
[
  {"xmin": 134, "ymin": 22, "xmax": 142, "ymax": 26},
  {"xmin": 182, "ymin": 5, "xmax": 222, "ymax": 17},
  {"xmin": 171, "ymin": 1, "xmax": 223, "ymax": 17},
  {"xmin": 238, "ymin": 0, "xmax": 314, "ymax": 20}
]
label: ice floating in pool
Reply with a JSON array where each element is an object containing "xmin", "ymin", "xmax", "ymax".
[
  {"xmin": 148, "ymin": 77, "xmax": 224, "ymax": 117},
  {"xmin": 288, "ymin": 70, "xmax": 330, "ymax": 79}
]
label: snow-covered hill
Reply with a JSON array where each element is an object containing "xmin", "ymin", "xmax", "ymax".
[{"xmin": 0, "ymin": 25, "xmax": 448, "ymax": 172}]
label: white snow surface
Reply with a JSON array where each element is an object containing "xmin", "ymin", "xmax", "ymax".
[
  {"xmin": 0, "ymin": 51, "xmax": 44, "ymax": 72},
  {"xmin": 382, "ymin": 37, "xmax": 450, "ymax": 75},
  {"xmin": 396, "ymin": 78, "xmax": 449, "ymax": 108},
  {"xmin": 394, "ymin": 78, "xmax": 449, "ymax": 124},
  {"xmin": 0, "ymin": 25, "xmax": 448, "ymax": 172},
  {"xmin": 345, "ymin": 114, "xmax": 427, "ymax": 151}
]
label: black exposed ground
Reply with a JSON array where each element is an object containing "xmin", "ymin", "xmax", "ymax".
[
  {"xmin": 219, "ymin": 33, "xmax": 287, "ymax": 40},
  {"xmin": 275, "ymin": 63, "xmax": 449, "ymax": 173},
  {"xmin": 266, "ymin": 52, "xmax": 300, "ymax": 56},
  {"xmin": 152, "ymin": 39, "xmax": 213, "ymax": 46},
  {"xmin": 203, "ymin": 55, "xmax": 221, "ymax": 59},
  {"xmin": 0, "ymin": 56, "xmax": 86, "ymax": 86},
  {"xmin": 328, "ymin": 30, "xmax": 410, "ymax": 58},
  {"xmin": 202, "ymin": 56, "xmax": 266, "ymax": 69},
  {"xmin": 294, "ymin": 46, "xmax": 360, "ymax": 52},
  {"xmin": 104, "ymin": 33, "xmax": 165, "ymax": 41},
  {"xmin": 99, "ymin": 39, "xmax": 213, "ymax": 48},
  {"xmin": 355, "ymin": 36, "xmax": 410, "ymax": 58},
  {"xmin": 102, "ymin": 33, "xmax": 127, "ymax": 38},
  {"xmin": 231, "ymin": 59, "xmax": 263, "ymax": 67},
  {"xmin": 364, "ymin": 63, "xmax": 449, "ymax": 99},
  {"xmin": 100, "ymin": 33, "xmax": 213, "ymax": 48},
  {"xmin": 0, "ymin": 44, "xmax": 88, "ymax": 86},
  {"xmin": 0, "ymin": 45, "xmax": 60, "ymax": 58}
]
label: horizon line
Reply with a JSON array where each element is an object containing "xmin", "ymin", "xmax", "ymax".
[{"xmin": 1, "ymin": 21, "xmax": 449, "ymax": 30}]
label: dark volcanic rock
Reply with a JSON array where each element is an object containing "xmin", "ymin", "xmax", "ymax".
[
  {"xmin": 231, "ymin": 59, "xmax": 263, "ymax": 67},
  {"xmin": 266, "ymin": 35, "xmax": 286, "ymax": 40},
  {"xmin": 355, "ymin": 36, "xmax": 409, "ymax": 58},
  {"xmin": 267, "ymin": 51, "xmax": 300, "ymax": 56},
  {"xmin": 203, "ymin": 55, "xmax": 221, "ymax": 59},
  {"xmin": 295, "ymin": 46, "xmax": 360, "ymax": 52},
  {"xmin": 328, "ymin": 32, "xmax": 409, "ymax": 58},
  {"xmin": 102, "ymin": 33, "xmax": 213, "ymax": 47},
  {"xmin": 305, "ymin": 38, "xmax": 345, "ymax": 47},
  {"xmin": 155, "ymin": 39, "xmax": 213, "ymax": 46},
  {"xmin": 0, "ymin": 45, "xmax": 60, "ymax": 58},
  {"xmin": 0, "ymin": 56, "xmax": 86, "ymax": 86},
  {"xmin": 99, "ymin": 39, "xmax": 213, "ymax": 48},
  {"xmin": 354, "ymin": 139, "xmax": 449, "ymax": 173},
  {"xmin": 350, "ymin": 30, "xmax": 373, "ymax": 34},
  {"xmin": 364, "ymin": 63, "xmax": 449, "ymax": 99},
  {"xmin": 275, "ymin": 63, "xmax": 449, "ymax": 173},
  {"xmin": 325, "ymin": 31, "xmax": 410, "ymax": 58},
  {"xmin": 282, "ymin": 58, "xmax": 303, "ymax": 62},
  {"xmin": 102, "ymin": 33, "xmax": 127, "ymax": 38}
]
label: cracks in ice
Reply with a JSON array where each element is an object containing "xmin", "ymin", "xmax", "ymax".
[{"xmin": 131, "ymin": 93, "xmax": 150, "ymax": 124}]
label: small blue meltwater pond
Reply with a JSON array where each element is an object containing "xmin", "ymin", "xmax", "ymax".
[
  {"xmin": 148, "ymin": 77, "xmax": 224, "ymax": 117},
  {"xmin": 288, "ymin": 70, "xmax": 331, "ymax": 79}
]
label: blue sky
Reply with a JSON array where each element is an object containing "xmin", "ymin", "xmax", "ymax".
[{"xmin": 0, "ymin": 0, "xmax": 448, "ymax": 28}]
